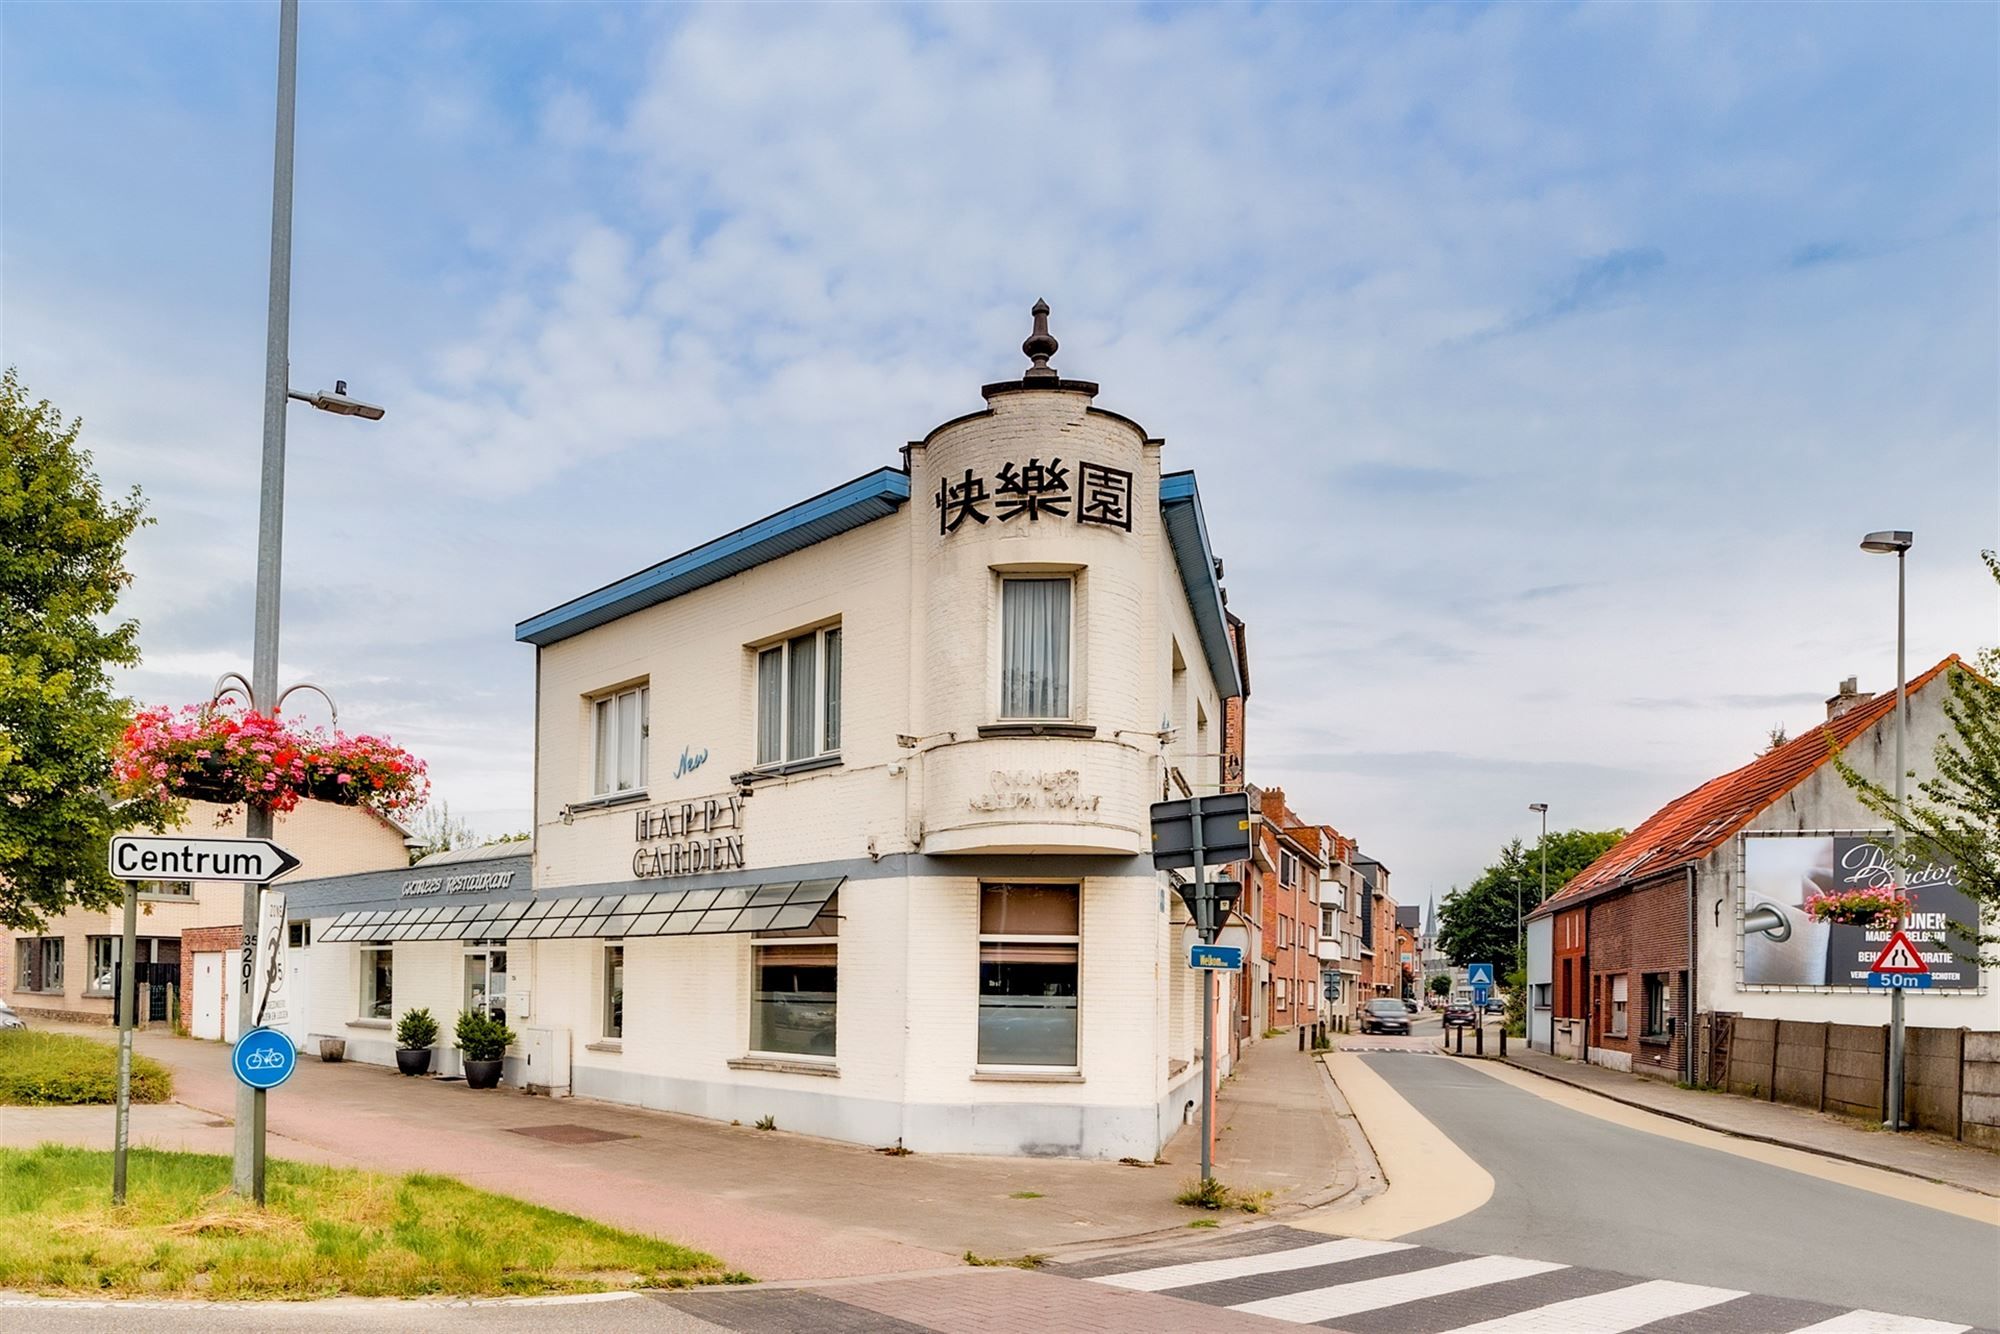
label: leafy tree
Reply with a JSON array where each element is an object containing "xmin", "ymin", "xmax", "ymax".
[
  {"xmin": 0, "ymin": 370, "xmax": 153, "ymax": 929},
  {"xmin": 1760, "ymin": 724, "xmax": 1789, "ymax": 756},
  {"xmin": 406, "ymin": 799, "xmax": 479, "ymax": 865},
  {"xmin": 1835, "ymin": 551, "xmax": 1999, "ymax": 963},
  {"xmin": 1436, "ymin": 828, "xmax": 1626, "ymax": 972},
  {"xmin": 1427, "ymin": 973, "xmax": 1451, "ymax": 997}
]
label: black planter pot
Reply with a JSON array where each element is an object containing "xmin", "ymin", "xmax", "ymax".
[
  {"xmin": 395, "ymin": 1047, "xmax": 432, "ymax": 1077},
  {"xmin": 462, "ymin": 1057, "xmax": 503, "ymax": 1089}
]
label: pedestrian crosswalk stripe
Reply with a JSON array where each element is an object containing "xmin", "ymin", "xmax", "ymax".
[
  {"xmin": 1432, "ymin": 1277, "xmax": 1748, "ymax": 1333},
  {"xmin": 1229, "ymin": 1254, "xmax": 1566, "ymax": 1323},
  {"xmin": 1787, "ymin": 1312, "xmax": 1971, "ymax": 1333},
  {"xmin": 1087, "ymin": 1237, "xmax": 1411, "ymax": 1292}
]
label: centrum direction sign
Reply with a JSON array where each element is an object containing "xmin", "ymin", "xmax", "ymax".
[{"xmin": 109, "ymin": 835, "xmax": 300, "ymax": 885}]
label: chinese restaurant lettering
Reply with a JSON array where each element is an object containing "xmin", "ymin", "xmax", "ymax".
[{"xmin": 936, "ymin": 458, "xmax": 1133, "ymax": 534}]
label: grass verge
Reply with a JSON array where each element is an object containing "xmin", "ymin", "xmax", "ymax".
[
  {"xmin": 0, "ymin": 1145, "xmax": 743, "ymax": 1298},
  {"xmin": 0, "ymin": 1031, "xmax": 172, "ymax": 1106},
  {"xmin": 1174, "ymin": 1176, "xmax": 1274, "ymax": 1213}
]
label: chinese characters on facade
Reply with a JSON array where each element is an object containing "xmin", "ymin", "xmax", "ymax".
[{"xmin": 936, "ymin": 458, "xmax": 1133, "ymax": 535}]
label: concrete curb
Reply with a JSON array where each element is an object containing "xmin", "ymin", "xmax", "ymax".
[{"xmin": 1495, "ymin": 1052, "xmax": 2000, "ymax": 1199}]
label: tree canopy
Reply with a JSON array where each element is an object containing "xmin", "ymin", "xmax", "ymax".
[
  {"xmin": 1836, "ymin": 551, "xmax": 2000, "ymax": 964},
  {"xmin": 0, "ymin": 370, "xmax": 153, "ymax": 929},
  {"xmin": 1436, "ymin": 828, "xmax": 1626, "ymax": 970}
]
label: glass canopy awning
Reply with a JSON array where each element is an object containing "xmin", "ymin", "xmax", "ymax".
[{"xmin": 316, "ymin": 878, "xmax": 842, "ymax": 944}]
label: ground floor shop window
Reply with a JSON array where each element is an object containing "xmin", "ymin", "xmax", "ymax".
[
  {"xmin": 751, "ymin": 892, "xmax": 837, "ymax": 1058},
  {"xmin": 1642, "ymin": 972, "xmax": 1670, "ymax": 1039},
  {"xmin": 361, "ymin": 946, "xmax": 392, "ymax": 1019},
  {"xmin": 13, "ymin": 937, "xmax": 62, "ymax": 993},
  {"xmin": 464, "ymin": 943, "xmax": 509, "ymax": 1024},
  {"xmin": 604, "ymin": 944, "xmax": 624, "ymax": 1040},
  {"xmin": 978, "ymin": 883, "xmax": 1079, "ymax": 1067},
  {"xmin": 1608, "ymin": 973, "xmax": 1629, "ymax": 1038}
]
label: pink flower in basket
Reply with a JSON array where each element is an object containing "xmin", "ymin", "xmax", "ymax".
[{"xmin": 1802, "ymin": 884, "xmax": 1912, "ymax": 929}]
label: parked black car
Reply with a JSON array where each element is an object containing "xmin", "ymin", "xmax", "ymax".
[
  {"xmin": 1360, "ymin": 998, "xmax": 1412, "ymax": 1035},
  {"xmin": 1402, "ymin": 998, "xmax": 1419, "ymax": 1014},
  {"xmin": 1443, "ymin": 1004, "xmax": 1476, "ymax": 1028}
]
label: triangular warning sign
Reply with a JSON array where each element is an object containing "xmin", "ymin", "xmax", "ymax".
[{"xmin": 1869, "ymin": 930, "xmax": 1929, "ymax": 975}]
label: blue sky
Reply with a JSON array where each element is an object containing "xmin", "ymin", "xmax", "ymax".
[{"xmin": 4, "ymin": 2, "xmax": 1995, "ymax": 906}]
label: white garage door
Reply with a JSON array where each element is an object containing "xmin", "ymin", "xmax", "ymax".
[{"xmin": 191, "ymin": 952, "xmax": 223, "ymax": 1041}]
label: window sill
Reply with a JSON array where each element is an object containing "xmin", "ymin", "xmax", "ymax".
[
  {"xmin": 347, "ymin": 1018, "xmax": 392, "ymax": 1030},
  {"xmin": 971, "ymin": 1068, "xmax": 1084, "ymax": 1084},
  {"xmin": 569, "ymin": 789, "xmax": 649, "ymax": 815},
  {"xmin": 734, "ymin": 754, "xmax": 843, "ymax": 784},
  {"xmin": 138, "ymin": 894, "xmax": 197, "ymax": 904},
  {"xmin": 82, "ymin": 990, "xmax": 114, "ymax": 999},
  {"xmin": 585, "ymin": 1039, "xmax": 623, "ymax": 1053},
  {"xmin": 729, "ymin": 1055, "xmax": 840, "ymax": 1077},
  {"xmin": 1639, "ymin": 1034, "xmax": 1673, "ymax": 1047},
  {"xmin": 976, "ymin": 722, "xmax": 1098, "ymax": 740}
]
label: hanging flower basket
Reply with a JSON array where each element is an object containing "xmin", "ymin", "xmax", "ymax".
[
  {"xmin": 117, "ymin": 704, "xmax": 428, "ymax": 819},
  {"xmin": 1803, "ymin": 885, "xmax": 1912, "ymax": 929}
]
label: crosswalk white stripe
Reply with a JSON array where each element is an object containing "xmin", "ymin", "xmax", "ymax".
[
  {"xmin": 1433, "ymin": 1278, "xmax": 1748, "ymax": 1333},
  {"xmin": 1087, "ymin": 1238, "xmax": 1412, "ymax": 1292},
  {"xmin": 1230, "ymin": 1254, "xmax": 1567, "ymax": 1323},
  {"xmin": 1787, "ymin": 1313, "xmax": 1971, "ymax": 1333}
]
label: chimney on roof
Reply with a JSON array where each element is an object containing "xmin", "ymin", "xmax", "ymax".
[{"xmin": 1826, "ymin": 675, "xmax": 1875, "ymax": 720}]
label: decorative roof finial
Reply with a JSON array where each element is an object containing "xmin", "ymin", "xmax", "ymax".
[{"xmin": 1022, "ymin": 298, "xmax": 1058, "ymax": 380}]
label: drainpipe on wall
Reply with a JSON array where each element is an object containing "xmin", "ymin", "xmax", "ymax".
[
  {"xmin": 1581, "ymin": 897, "xmax": 1592, "ymax": 1064},
  {"xmin": 1685, "ymin": 864, "xmax": 1698, "ymax": 1086}
]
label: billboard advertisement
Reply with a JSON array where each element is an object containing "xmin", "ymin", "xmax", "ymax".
[{"xmin": 1741, "ymin": 835, "xmax": 1977, "ymax": 988}]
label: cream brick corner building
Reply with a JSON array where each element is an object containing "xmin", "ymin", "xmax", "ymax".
[{"xmin": 294, "ymin": 307, "xmax": 1244, "ymax": 1159}]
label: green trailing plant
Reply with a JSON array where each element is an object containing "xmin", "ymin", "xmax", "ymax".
[
  {"xmin": 395, "ymin": 1007, "xmax": 438, "ymax": 1050},
  {"xmin": 753, "ymin": 1114, "xmax": 776, "ymax": 1132},
  {"xmin": 454, "ymin": 1009, "xmax": 515, "ymax": 1062}
]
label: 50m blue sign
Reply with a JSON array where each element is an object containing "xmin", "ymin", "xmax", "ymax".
[{"xmin": 232, "ymin": 1027, "xmax": 297, "ymax": 1090}]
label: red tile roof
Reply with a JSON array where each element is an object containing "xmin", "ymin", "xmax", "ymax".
[{"xmin": 1535, "ymin": 655, "xmax": 1965, "ymax": 914}]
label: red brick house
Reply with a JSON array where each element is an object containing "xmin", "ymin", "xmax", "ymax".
[{"xmin": 1252, "ymin": 786, "xmax": 1320, "ymax": 1033}]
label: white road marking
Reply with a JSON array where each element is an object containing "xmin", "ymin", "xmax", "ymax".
[
  {"xmin": 1434, "ymin": 1278, "xmax": 1747, "ymax": 1332},
  {"xmin": 1787, "ymin": 1312, "xmax": 1972, "ymax": 1333},
  {"xmin": 1088, "ymin": 1238, "xmax": 1410, "ymax": 1292},
  {"xmin": 1229, "ymin": 1254, "xmax": 1566, "ymax": 1323}
]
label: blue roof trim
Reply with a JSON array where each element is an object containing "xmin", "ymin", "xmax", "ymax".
[
  {"xmin": 1160, "ymin": 471, "xmax": 1242, "ymax": 700},
  {"xmin": 516, "ymin": 468, "xmax": 911, "ymax": 646}
]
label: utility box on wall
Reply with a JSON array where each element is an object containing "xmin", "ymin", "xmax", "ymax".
[{"xmin": 518, "ymin": 1026, "xmax": 570, "ymax": 1096}]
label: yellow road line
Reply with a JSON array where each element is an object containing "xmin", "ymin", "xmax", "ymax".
[
  {"xmin": 1294, "ymin": 1052, "xmax": 1493, "ymax": 1240},
  {"xmin": 1460, "ymin": 1058, "xmax": 2000, "ymax": 1229}
]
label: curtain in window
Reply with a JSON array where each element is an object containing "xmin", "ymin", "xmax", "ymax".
[
  {"xmin": 822, "ymin": 627, "xmax": 841, "ymax": 753},
  {"xmin": 1001, "ymin": 578, "xmax": 1070, "ymax": 719},
  {"xmin": 786, "ymin": 633, "xmax": 817, "ymax": 761},
  {"xmin": 616, "ymin": 690, "xmax": 643, "ymax": 791},
  {"xmin": 594, "ymin": 698, "xmax": 615, "ymax": 793},
  {"xmin": 757, "ymin": 648, "xmax": 784, "ymax": 764}
]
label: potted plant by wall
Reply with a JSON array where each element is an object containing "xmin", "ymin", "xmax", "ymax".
[
  {"xmin": 455, "ymin": 1008, "xmax": 515, "ymax": 1090},
  {"xmin": 394, "ymin": 1007, "xmax": 438, "ymax": 1077}
]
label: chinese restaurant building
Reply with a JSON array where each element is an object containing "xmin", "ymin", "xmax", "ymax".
[{"xmin": 285, "ymin": 308, "xmax": 1244, "ymax": 1159}]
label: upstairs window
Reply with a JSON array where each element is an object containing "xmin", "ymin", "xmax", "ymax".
[
  {"xmin": 1280, "ymin": 850, "xmax": 1300, "ymax": 887},
  {"xmin": 1000, "ymin": 578, "xmax": 1071, "ymax": 719},
  {"xmin": 592, "ymin": 685, "xmax": 649, "ymax": 796},
  {"xmin": 757, "ymin": 625, "xmax": 841, "ymax": 766}
]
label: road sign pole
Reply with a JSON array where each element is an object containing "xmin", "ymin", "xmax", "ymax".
[
  {"xmin": 112, "ymin": 878, "xmax": 138, "ymax": 1204},
  {"xmin": 1191, "ymin": 803, "xmax": 1212, "ymax": 1189}
]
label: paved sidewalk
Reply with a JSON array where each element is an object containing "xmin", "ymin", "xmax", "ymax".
[
  {"xmin": 21, "ymin": 1025, "xmax": 1352, "ymax": 1282},
  {"xmin": 1501, "ymin": 1045, "xmax": 2000, "ymax": 1196}
]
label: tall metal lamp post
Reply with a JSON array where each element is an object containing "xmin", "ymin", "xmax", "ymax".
[
  {"xmin": 234, "ymin": 0, "xmax": 386, "ymax": 1202},
  {"xmin": 1526, "ymin": 803, "xmax": 1548, "ymax": 1044},
  {"xmin": 1860, "ymin": 529, "xmax": 1912, "ymax": 1131}
]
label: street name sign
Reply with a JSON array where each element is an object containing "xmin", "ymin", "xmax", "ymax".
[
  {"xmin": 1867, "ymin": 929, "xmax": 1932, "ymax": 990},
  {"xmin": 109, "ymin": 836, "xmax": 300, "ymax": 885},
  {"xmin": 1188, "ymin": 942, "xmax": 1244, "ymax": 972},
  {"xmin": 231, "ymin": 1027, "xmax": 297, "ymax": 1090}
]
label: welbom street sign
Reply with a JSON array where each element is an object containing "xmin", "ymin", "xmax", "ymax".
[
  {"xmin": 109, "ymin": 836, "xmax": 300, "ymax": 885},
  {"xmin": 231, "ymin": 1026, "xmax": 298, "ymax": 1090},
  {"xmin": 1189, "ymin": 942, "xmax": 1244, "ymax": 972}
]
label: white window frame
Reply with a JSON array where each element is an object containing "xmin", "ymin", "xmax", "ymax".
[
  {"xmin": 85, "ymin": 936, "xmax": 117, "ymax": 996},
  {"xmin": 755, "ymin": 623, "xmax": 841, "ymax": 768},
  {"xmin": 1609, "ymin": 973, "xmax": 1629, "ymax": 1038},
  {"xmin": 749, "ymin": 912, "xmax": 839, "ymax": 1063},
  {"xmin": 360, "ymin": 945, "xmax": 393, "ymax": 1021},
  {"xmin": 1276, "ymin": 977, "xmax": 1288, "ymax": 1008},
  {"xmin": 997, "ymin": 575, "xmax": 1075, "ymax": 721},
  {"xmin": 603, "ymin": 943, "xmax": 624, "ymax": 1041},
  {"xmin": 976, "ymin": 882, "xmax": 1082, "ymax": 1072},
  {"xmin": 1280, "ymin": 850, "xmax": 1299, "ymax": 887},
  {"xmin": 590, "ymin": 684, "xmax": 649, "ymax": 798}
]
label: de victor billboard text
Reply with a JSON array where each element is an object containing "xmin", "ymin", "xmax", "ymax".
[{"xmin": 1741, "ymin": 834, "xmax": 1976, "ymax": 989}]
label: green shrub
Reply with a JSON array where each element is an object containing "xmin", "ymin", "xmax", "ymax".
[
  {"xmin": 453, "ymin": 1009, "xmax": 515, "ymax": 1062},
  {"xmin": 0, "ymin": 1031, "xmax": 172, "ymax": 1106},
  {"xmin": 395, "ymin": 1007, "xmax": 438, "ymax": 1049}
]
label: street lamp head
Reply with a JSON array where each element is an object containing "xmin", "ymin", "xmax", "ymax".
[
  {"xmin": 1859, "ymin": 530, "xmax": 1912, "ymax": 555},
  {"xmin": 1528, "ymin": 803, "xmax": 1548, "ymax": 814},
  {"xmin": 298, "ymin": 380, "xmax": 386, "ymax": 421}
]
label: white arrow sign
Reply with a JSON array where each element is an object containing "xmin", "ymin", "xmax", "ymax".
[{"xmin": 108, "ymin": 835, "xmax": 301, "ymax": 885}]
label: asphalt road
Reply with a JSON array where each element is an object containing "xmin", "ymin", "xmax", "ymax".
[{"xmin": 1363, "ymin": 1052, "xmax": 2000, "ymax": 1329}]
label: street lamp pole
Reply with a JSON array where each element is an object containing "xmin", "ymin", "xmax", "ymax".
[
  {"xmin": 1527, "ymin": 803, "xmax": 1548, "ymax": 1050},
  {"xmin": 1860, "ymin": 529, "xmax": 1913, "ymax": 1131}
]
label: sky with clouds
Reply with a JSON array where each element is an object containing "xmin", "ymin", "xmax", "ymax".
[{"xmin": 4, "ymin": 2, "xmax": 1995, "ymax": 909}]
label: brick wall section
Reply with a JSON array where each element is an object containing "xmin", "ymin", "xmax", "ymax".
[
  {"xmin": 1585, "ymin": 874, "xmax": 1691, "ymax": 1080},
  {"xmin": 181, "ymin": 924, "xmax": 241, "ymax": 956}
]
